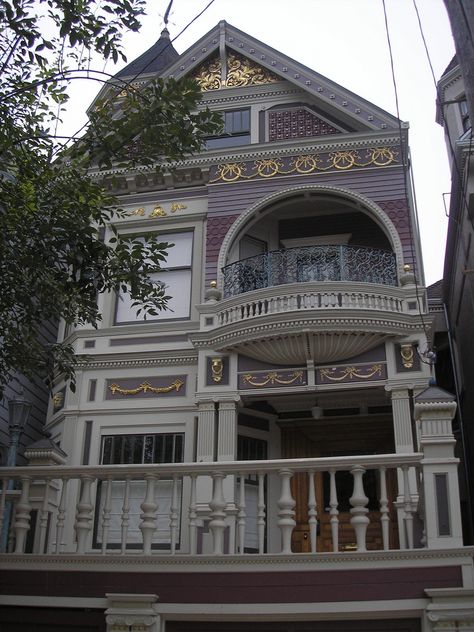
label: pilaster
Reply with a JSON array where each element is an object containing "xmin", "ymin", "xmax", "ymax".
[{"xmin": 105, "ymin": 594, "xmax": 160, "ymax": 632}]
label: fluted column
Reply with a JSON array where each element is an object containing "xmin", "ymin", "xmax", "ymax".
[
  {"xmin": 217, "ymin": 398, "xmax": 239, "ymax": 462},
  {"xmin": 217, "ymin": 398, "xmax": 239, "ymax": 552},
  {"xmin": 386, "ymin": 385, "xmax": 418, "ymax": 548},
  {"xmin": 196, "ymin": 401, "xmax": 216, "ymax": 463}
]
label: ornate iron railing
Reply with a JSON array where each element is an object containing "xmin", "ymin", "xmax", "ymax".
[{"xmin": 222, "ymin": 245, "xmax": 397, "ymax": 298}]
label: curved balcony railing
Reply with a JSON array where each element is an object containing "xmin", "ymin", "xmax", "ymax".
[{"xmin": 222, "ymin": 245, "xmax": 397, "ymax": 298}]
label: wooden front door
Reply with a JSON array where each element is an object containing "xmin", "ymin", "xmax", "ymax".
[{"xmin": 281, "ymin": 424, "xmax": 398, "ymax": 553}]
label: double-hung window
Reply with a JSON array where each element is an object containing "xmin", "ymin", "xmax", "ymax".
[
  {"xmin": 206, "ymin": 109, "xmax": 250, "ymax": 148},
  {"xmin": 115, "ymin": 231, "xmax": 193, "ymax": 324}
]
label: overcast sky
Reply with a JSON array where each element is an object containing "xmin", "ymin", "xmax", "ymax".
[{"xmin": 64, "ymin": 0, "xmax": 456, "ymax": 285}]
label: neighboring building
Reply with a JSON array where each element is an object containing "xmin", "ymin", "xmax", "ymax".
[
  {"xmin": 435, "ymin": 57, "xmax": 474, "ymax": 541},
  {"xmin": 1, "ymin": 23, "xmax": 473, "ymax": 632}
]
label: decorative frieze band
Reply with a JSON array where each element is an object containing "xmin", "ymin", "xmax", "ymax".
[
  {"xmin": 106, "ymin": 376, "xmax": 186, "ymax": 399},
  {"xmin": 239, "ymin": 369, "xmax": 307, "ymax": 389},
  {"xmin": 317, "ymin": 363, "xmax": 387, "ymax": 384},
  {"xmin": 209, "ymin": 147, "xmax": 398, "ymax": 184}
]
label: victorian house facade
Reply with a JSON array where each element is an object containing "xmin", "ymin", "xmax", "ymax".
[{"xmin": 0, "ymin": 22, "xmax": 473, "ymax": 632}]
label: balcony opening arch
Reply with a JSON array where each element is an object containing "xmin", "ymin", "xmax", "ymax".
[{"xmin": 217, "ymin": 185, "xmax": 404, "ymax": 296}]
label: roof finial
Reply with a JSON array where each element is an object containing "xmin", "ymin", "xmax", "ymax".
[{"xmin": 163, "ymin": 0, "xmax": 173, "ymax": 26}]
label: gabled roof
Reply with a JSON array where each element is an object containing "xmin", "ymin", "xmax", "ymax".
[
  {"xmin": 162, "ymin": 21, "xmax": 401, "ymax": 132},
  {"xmin": 116, "ymin": 27, "xmax": 179, "ymax": 78}
]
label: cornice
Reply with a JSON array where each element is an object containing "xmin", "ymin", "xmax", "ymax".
[
  {"xmin": 89, "ymin": 131, "xmax": 404, "ymax": 179},
  {"xmin": 80, "ymin": 353, "xmax": 198, "ymax": 370}
]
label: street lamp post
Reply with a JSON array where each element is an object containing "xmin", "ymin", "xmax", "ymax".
[{"xmin": 0, "ymin": 393, "xmax": 31, "ymax": 552}]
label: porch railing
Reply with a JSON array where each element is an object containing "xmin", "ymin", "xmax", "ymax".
[
  {"xmin": 222, "ymin": 245, "xmax": 397, "ymax": 298},
  {"xmin": 0, "ymin": 454, "xmax": 426, "ymax": 557}
]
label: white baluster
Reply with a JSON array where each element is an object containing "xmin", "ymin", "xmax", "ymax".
[
  {"xmin": 257, "ymin": 473, "xmax": 266, "ymax": 554},
  {"xmin": 402, "ymin": 466, "xmax": 414, "ymax": 549},
  {"xmin": 237, "ymin": 473, "xmax": 246, "ymax": 554},
  {"xmin": 209, "ymin": 471, "xmax": 226, "ymax": 555},
  {"xmin": 308, "ymin": 471, "xmax": 318, "ymax": 553},
  {"xmin": 55, "ymin": 478, "xmax": 68, "ymax": 554},
  {"xmin": 101, "ymin": 477, "xmax": 113, "ymax": 555},
  {"xmin": 38, "ymin": 478, "xmax": 51, "ymax": 554},
  {"xmin": 121, "ymin": 478, "xmax": 131, "ymax": 555},
  {"xmin": 170, "ymin": 476, "xmax": 179, "ymax": 555},
  {"xmin": 379, "ymin": 467, "xmax": 390, "ymax": 550},
  {"xmin": 277, "ymin": 469, "xmax": 295, "ymax": 554},
  {"xmin": 349, "ymin": 466, "xmax": 369, "ymax": 552},
  {"xmin": 188, "ymin": 475, "xmax": 197, "ymax": 555},
  {"xmin": 139, "ymin": 475, "xmax": 158, "ymax": 555},
  {"xmin": 329, "ymin": 469, "xmax": 339, "ymax": 552},
  {"xmin": 75, "ymin": 476, "xmax": 94, "ymax": 554},
  {"xmin": 14, "ymin": 477, "xmax": 32, "ymax": 553}
]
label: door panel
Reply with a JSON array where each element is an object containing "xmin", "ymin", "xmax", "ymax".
[{"xmin": 281, "ymin": 426, "xmax": 398, "ymax": 552}]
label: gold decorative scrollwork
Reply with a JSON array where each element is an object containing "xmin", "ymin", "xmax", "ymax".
[
  {"xmin": 319, "ymin": 364, "xmax": 383, "ymax": 383},
  {"xmin": 170, "ymin": 202, "xmax": 187, "ymax": 213},
  {"xmin": 149, "ymin": 204, "xmax": 166, "ymax": 218},
  {"xmin": 226, "ymin": 53, "xmax": 280, "ymax": 88},
  {"xmin": 211, "ymin": 357, "xmax": 223, "ymax": 383},
  {"xmin": 126, "ymin": 207, "xmax": 145, "ymax": 217},
  {"xmin": 193, "ymin": 56, "xmax": 222, "ymax": 91},
  {"xmin": 210, "ymin": 147, "xmax": 398, "ymax": 184},
  {"xmin": 400, "ymin": 344, "xmax": 414, "ymax": 369},
  {"xmin": 108, "ymin": 378, "xmax": 184, "ymax": 396},
  {"xmin": 242, "ymin": 371, "xmax": 304, "ymax": 387},
  {"xmin": 192, "ymin": 53, "xmax": 279, "ymax": 91}
]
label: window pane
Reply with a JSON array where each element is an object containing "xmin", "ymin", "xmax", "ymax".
[
  {"xmin": 174, "ymin": 434, "xmax": 184, "ymax": 463},
  {"xmin": 115, "ymin": 269, "xmax": 191, "ymax": 323},
  {"xmin": 161, "ymin": 232, "xmax": 193, "ymax": 268},
  {"xmin": 154, "ymin": 435, "xmax": 164, "ymax": 463},
  {"xmin": 164, "ymin": 434, "xmax": 174, "ymax": 463},
  {"xmin": 132, "ymin": 436, "xmax": 144, "ymax": 463},
  {"xmin": 144, "ymin": 436, "xmax": 154, "ymax": 463},
  {"xmin": 102, "ymin": 437, "xmax": 112, "ymax": 464},
  {"xmin": 113, "ymin": 436, "xmax": 123, "ymax": 464}
]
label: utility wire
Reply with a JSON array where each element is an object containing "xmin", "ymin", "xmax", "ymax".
[{"xmin": 381, "ymin": 0, "xmax": 430, "ymax": 345}]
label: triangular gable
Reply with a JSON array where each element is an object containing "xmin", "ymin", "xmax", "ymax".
[{"xmin": 165, "ymin": 21, "xmax": 400, "ymax": 132}]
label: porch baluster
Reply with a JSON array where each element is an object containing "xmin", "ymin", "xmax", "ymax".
[
  {"xmin": 101, "ymin": 476, "xmax": 113, "ymax": 554},
  {"xmin": 379, "ymin": 467, "xmax": 390, "ymax": 550},
  {"xmin": 237, "ymin": 472, "xmax": 246, "ymax": 554},
  {"xmin": 188, "ymin": 475, "xmax": 197, "ymax": 555},
  {"xmin": 55, "ymin": 478, "xmax": 68, "ymax": 554},
  {"xmin": 277, "ymin": 468, "xmax": 296, "ymax": 554},
  {"xmin": 308, "ymin": 471, "xmax": 318, "ymax": 553},
  {"xmin": 209, "ymin": 471, "xmax": 227, "ymax": 555},
  {"xmin": 120, "ymin": 477, "xmax": 131, "ymax": 555},
  {"xmin": 139, "ymin": 475, "xmax": 158, "ymax": 555},
  {"xmin": 38, "ymin": 478, "xmax": 51, "ymax": 554},
  {"xmin": 14, "ymin": 476, "xmax": 32, "ymax": 553},
  {"xmin": 329, "ymin": 469, "xmax": 339, "ymax": 552},
  {"xmin": 170, "ymin": 476, "xmax": 179, "ymax": 554},
  {"xmin": 402, "ymin": 466, "xmax": 414, "ymax": 549},
  {"xmin": 349, "ymin": 466, "xmax": 369, "ymax": 552},
  {"xmin": 75, "ymin": 476, "xmax": 94, "ymax": 554},
  {"xmin": 258, "ymin": 473, "xmax": 266, "ymax": 554}
]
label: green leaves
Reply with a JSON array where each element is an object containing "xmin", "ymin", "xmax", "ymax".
[{"xmin": 0, "ymin": 0, "xmax": 221, "ymax": 396}]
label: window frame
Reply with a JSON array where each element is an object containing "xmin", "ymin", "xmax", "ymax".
[{"xmin": 114, "ymin": 229, "xmax": 194, "ymax": 325}]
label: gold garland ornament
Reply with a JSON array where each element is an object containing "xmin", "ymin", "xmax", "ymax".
[
  {"xmin": 242, "ymin": 371, "xmax": 304, "ymax": 387},
  {"xmin": 109, "ymin": 378, "xmax": 185, "ymax": 396},
  {"xmin": 319, "ymin": 364, "xmax": 383, "ymax": 383},
  {"xmin": 210, "ymin": 147, "xmax": 398, "ymax": 184}
]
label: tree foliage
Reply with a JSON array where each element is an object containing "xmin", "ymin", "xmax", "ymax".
[{"xmin": 0, "ymin": 0, "xmax": 221, "ymax": 395}]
